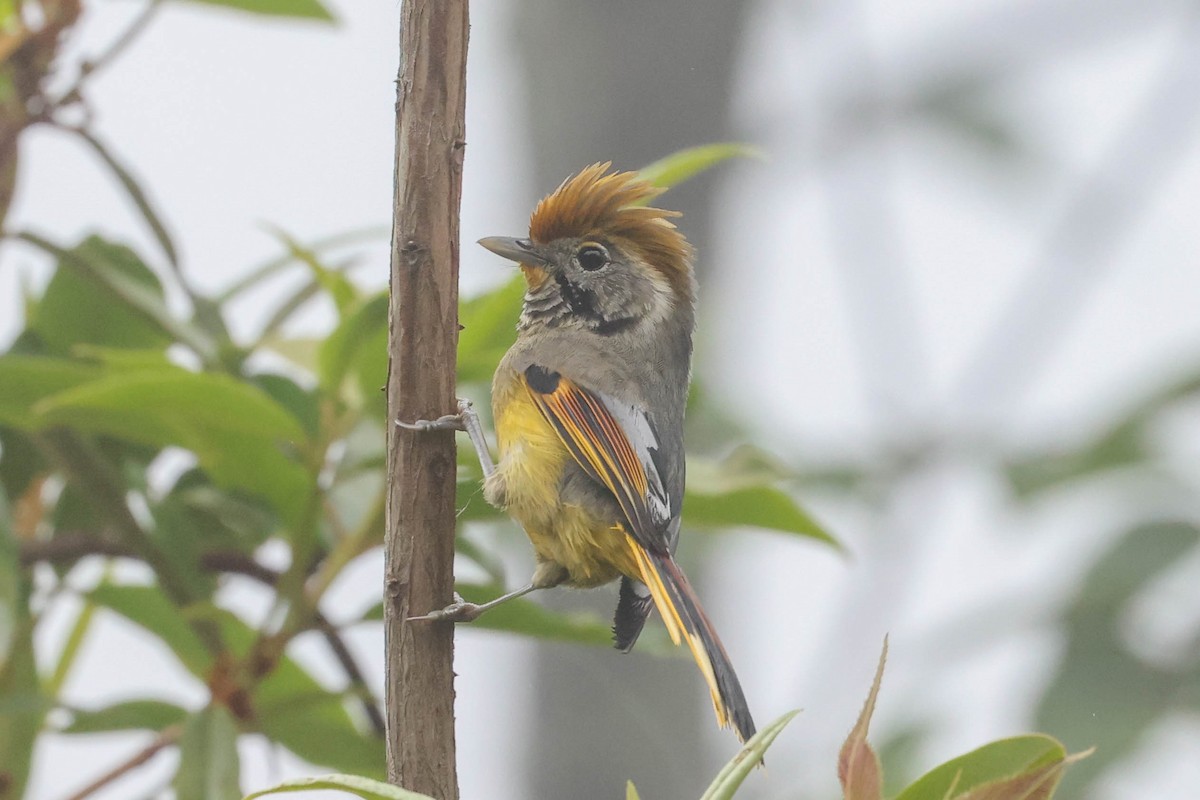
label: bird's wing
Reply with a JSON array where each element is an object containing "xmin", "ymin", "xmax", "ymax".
[
  {"xmin": 522, "ymin": 362, "xmax": 757, "ymax": 742},
  {"xmin": 522, "ymin": 364, "xmax": 674, "ymax": 553}
]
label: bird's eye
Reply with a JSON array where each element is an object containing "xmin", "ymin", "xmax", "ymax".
[{"xmin": 576, "ymin": 243, "xmax": 609, "ymax": 272}]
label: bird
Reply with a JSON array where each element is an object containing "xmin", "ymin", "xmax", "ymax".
[{"xmin": 405, "ymin": 162, "xmax": 757, "ymax": 743}]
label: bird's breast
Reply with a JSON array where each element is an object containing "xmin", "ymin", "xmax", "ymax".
[{"xmin": 488, "ymin": 373, "xmax": 565, "ymax": 518}]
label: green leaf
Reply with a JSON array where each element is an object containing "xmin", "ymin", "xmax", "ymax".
[
  {"xmin": 876, "ymin": 724, "xmax": 934, "ymax": 798},
  {"xmin": 0, "ymin": 627, "xmax": 42, "ymax": 800},
  {"xmin": 683, "ymin": 450, "xmax": 839, "ymax": 547},
  {"xmin": 637, "ymin": 143, "xmax": 760, "ymax": 192},
  {"xmin": 89, "ymin": 584, "xmax": 213, "ymax": 677},
  {"xmin": 684, "ymin": 485, "xmax": 838, "ymax": 547},
  {"xmin": 159, "ymin": 469, "xmax": 278, "ymax": 555},
  {"xmin": 0, "ymin": 501, "xmax": 44, "ymax": 800},
  {"xmin": 625, "ymin": 780, "xmax": 641, "ymax": 800},
  {"xmin": 0, "ymin": 426, "xmax": 45, "ymax": 502},
  {"xmin": 151, "ymin": 496, "xmax": 223, "ymax": 601},
  {"xmin": 47, "ymin": 588, "xmax": 99, "ymax": 697},
  {"xmin": 31, "ymin": 366, "xmax": 311, "ymax": 523},
  {"xmin": 1005, "ymin": 422, "xmax": 1144, "ymax": 498},
  {"xmin": 0, "ymin": 355, "xmax": 102, "ymax": 428},
  {"xmin": 218, "ymin": 225, "xmax": 387, "ymax": 304},
  {"xmin": 63, "ymin": 699, "xmax": 188, "ymax": 734},
  {"xmin": 1033, "ymin": 521, "xmax": 1198, "ymax": 794},
  {"xmin": 70, "ymin": 344, "xmax": 175, "ymax": 370},
  {"xmin": 0, "ymin": 503, "xmax": 18, "ymax": 665},
  {"xmin": 261, "ymin": 335, "xmax": 321, "ymax": 374},
  {"xmin": 699, "ymin": 709, "xmax": 800, "ymax": 800},
  {"xmin": 32, "ymin": 236, "xmax": 173, "ymax": 355},
  {"xmin": 262, "ymin": 225, "xmax": 358, "ymax": 315},
  {"xmin": 244, "ymin": 774, "xmax": 436, "ymax": 800},
  {"xmin": 255, "ymin": 684, "xmax": 386, "ymax": 780},
  {"xmin": 838, "ymin": 639, "xmax": 887, "ymax": 800},
  {"xmin": 457, "ymin": 276, "xmax": 525, "ymax": 384},
  {"xmin": 319, "ymin": 291, "xmax": 387, "ymax": 397},
  {"xmin": 0, "ymin": 2, "xmax": 16, "ymax": 33},
  {"xmin": 687, "ymin": 444, "xmax": 795, "ymax": 488},
  {"xmin": 1005, "ymin": 367, "xmax": 1200, "ymax": 497},
  {"xmin": 175, "ymin": 706, "xmax": 242, "ymax": 800},
  {"xmin": 19, "ymin": 233, "xmax": 217, "ymax": 363},
  {"xmin": 955, "ymin": 756, "xmax": 1080, "ymax": 800},
  {"xmin": 252, "ymin": 373, "xmax": 320, "ymax": 439},
  {"xmin": 34, "ymin": 366, "xmax": 306, "ymax": 443},
  {"xmin": 256, "ymin": 278, "xmax": 324, "ymax": 345},
  {"xmin": 171, "ymin": 0, "xmax": 336, "ymax": 21},
  {"xmin": 894, "ymin": 735, "xmax": 1071, "ymax": 800}
]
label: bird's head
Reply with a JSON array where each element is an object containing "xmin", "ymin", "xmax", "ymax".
[{"xmin": 479, "ymin": 163, "xmax": 695, "ymax": 335}]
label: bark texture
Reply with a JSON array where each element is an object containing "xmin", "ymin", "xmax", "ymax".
[{"xmin": 384, "ymin": 2, "xmax": 469, "ymax": 797}]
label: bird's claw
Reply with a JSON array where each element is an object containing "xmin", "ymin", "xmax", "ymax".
[
  {"xmin": 395, "ymin": 413, "xmax": 466, "ymax": 432},
  {"xmin": 407, "ymin": 593, "xmax": 484, "ymax": 623},
  {"xmin": 395, "ymin": 399, "xmax": 476, "ymax": 433}
]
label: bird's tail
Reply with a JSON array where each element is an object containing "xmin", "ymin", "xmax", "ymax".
[{"xmin": 628, "ymin": 544, "xmax": 757, "ymax": 742}]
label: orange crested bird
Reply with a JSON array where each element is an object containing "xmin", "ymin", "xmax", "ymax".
[{"xmin": 405, "ymin": 163, "xmax": 757, "ymax": 743}]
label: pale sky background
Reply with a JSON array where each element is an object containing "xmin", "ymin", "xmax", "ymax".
[{"xmin": 5, "ymin": 1, "xmax": 1200, "ymax": 798}]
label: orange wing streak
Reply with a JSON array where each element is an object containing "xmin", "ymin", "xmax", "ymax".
[
  {"xmin": 546, "ymin": 392, "xmax": 621, "ymax": 491},
  {"xmin": 582, "ymin": 390, "xmax": 648, "ymax": 498},
  {"xmin": 538, "ymin": 385, "xmax": 652, "ymax": 540}
]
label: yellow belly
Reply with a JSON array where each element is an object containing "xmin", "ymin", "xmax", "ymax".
[{"xmin": 489, "ymin": 376, "xmax": 639, "ymax": 587}]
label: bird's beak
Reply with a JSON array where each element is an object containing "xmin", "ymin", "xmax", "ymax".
[{"xmin": 478, "ymin": 236, "xmax": 548, "ymax": 266}]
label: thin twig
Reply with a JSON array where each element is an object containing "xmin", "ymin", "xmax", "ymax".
[
  {"xmin": 17, "ymin": 533, "xmax": 130, "ymax": 565},
  {"xmin": 19, "ymin": 533, "xmax": 387, "ymax": 736},
  {"xmin": 58, "ymin": 724, "xmax": 182, "ymax": 800},
  {"xmin": 51, "ymin": 0, "xmax": 166, "ymax": 111}
]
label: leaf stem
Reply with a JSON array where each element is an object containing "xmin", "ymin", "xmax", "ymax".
[
  {"xmin": 46, "ymin": 575, "xmax": 103, "ymax": 697},
  {"xmin": 19, "ymin": 533, "xmax": 386, "ymax": 736}
]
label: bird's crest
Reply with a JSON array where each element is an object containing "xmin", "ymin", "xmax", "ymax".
[{"xmin": 529, "ymin": 163, "xmax": 694, "ymax": 293}]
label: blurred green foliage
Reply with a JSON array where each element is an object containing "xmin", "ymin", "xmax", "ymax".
[{"xmin": 0, "ymin": 5, "xmax": 835, "ymax": 799}]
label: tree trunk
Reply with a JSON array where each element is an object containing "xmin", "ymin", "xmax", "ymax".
[{"xmin": 384, "ymin": 2, "xmax": 469, "ymax": 798}]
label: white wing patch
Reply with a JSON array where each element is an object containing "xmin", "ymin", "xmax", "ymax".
[{"xmin": 599, "ymin": 392, "xmax": 673, "ymax": 527}]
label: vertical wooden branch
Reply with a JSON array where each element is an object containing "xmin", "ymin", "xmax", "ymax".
[{"xmin": 385, "ymin": 1, "xmax": 468, "ymax": 797}]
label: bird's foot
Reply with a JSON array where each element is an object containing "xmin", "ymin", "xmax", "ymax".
[
  {"xmin": 395, "ymin": 398, "xmax": 479, "ymax": 432},
  {"xmin": 407, "ymin": 593, "xmax": 484, "ymax": 623},
  {"xmin": 395, "ymin": 412, "xmax": 466, "ymax": 433},
  {"xmin": 396, "ymin": 399, "xmax": 497, "ymax": 480}
]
